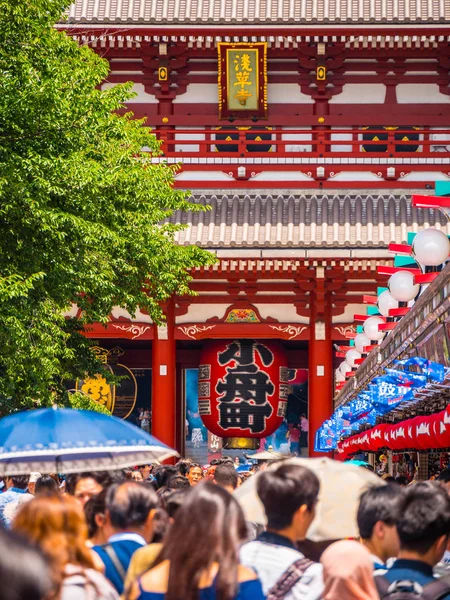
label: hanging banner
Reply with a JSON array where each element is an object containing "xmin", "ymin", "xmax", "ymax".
[{"xmin": 218, "ymin": 43, "xmax": 268, "ymax": 120}]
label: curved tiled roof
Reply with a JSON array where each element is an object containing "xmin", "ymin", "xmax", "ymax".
[
  {"xmin": 168, "ymin": 192, "xmax": 450, "ymax": 248},
  {"xmin": 66, "ymin": 0, "xmax": 450, "ymax": 25}
]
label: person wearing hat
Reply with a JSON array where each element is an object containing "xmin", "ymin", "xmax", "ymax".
[{"xmin": 28, "ymin": 473, "xmax": 42, "ymax": 496}]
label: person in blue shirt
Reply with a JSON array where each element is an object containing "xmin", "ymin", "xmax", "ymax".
[
  {"xmin": 93, "ymin": 482, "xmax": 159, "ymax": 595},
  {"xmin": 375, "ymin": 481, "xmax": 450, "ymax": 599},
  {"xmin": 357, "ymin": 484, "xmax": 404, "ymax": 570},
  {"xmin": 0, "ymin": 475, "xmax": 33, "ymax": 528},
  {"xmin": 128, "ymin": 482, "xmax": 264, "ymax": 600}
]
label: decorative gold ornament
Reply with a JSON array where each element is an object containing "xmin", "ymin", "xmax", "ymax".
[
  {"xmin": 158, "ymin": 66, "xmax": 168, "ymax": 81},
  {"xmin": 76, "ymin": 346, "xmax": 137, "ymax": 419},
  {"xmin": 162, "ymin": 117, "xmax": 169, "ymax": 123},
  {"xmin": 318, "ymin": 117, "xmax": 325, "ymax": 124}
]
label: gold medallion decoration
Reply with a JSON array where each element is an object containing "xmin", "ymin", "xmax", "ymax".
[
  {"xmin": 218, "ymin": 43, "xmax": 267, "ymax": 120},
  {"xmin": 76, "ymin": 346, "xmax": 137, "ymax": 420}
]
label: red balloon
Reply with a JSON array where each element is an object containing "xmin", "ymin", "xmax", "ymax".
[{"xmin": 198, "ymin": 340, "xmax": 289, "ymax": 439}]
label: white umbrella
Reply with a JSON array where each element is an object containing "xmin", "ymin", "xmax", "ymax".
[{"xmin": 234, "ymin": 457, "xmax": 384, "ymax": 542}]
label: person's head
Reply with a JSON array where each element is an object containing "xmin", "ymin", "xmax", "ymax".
[
  {"xmin": 150, "ymin": 508, "xmax": 169, "ymax": 543},
  {"xmin": 139, "ymin": 465, "xmax": 152, "ymax": 480},
  {"xmin": 105, "ymin": 482, "xmax": 158, "ymax": 542},
  {"xmin": 187, "ymin": 463, "xmax": 203, "ymax": 487},
  {"xmin": 381, "ymin": 474, "xmax": 395, "ymax": 483},
  {"xmin": 131, "ymin": 470, "xmax": 144, "ymax": 483},
  {"xmin": 205, "ymin": 465, "xmax": 217, "ymax": 480},
  {"xmin": 153, "ymin": 465, "xmax": 178, "ymax": 489},
  {"xmin": 257, "ymin": 463, "xmax": 320, "ymax": 540},
  {"xmin": 219, "ymin": 457, "xmax": 234, "ymax": 466},
  {"xmin": 165, "ymin": 489, "xmax": 190, "ymax": 523},
  {"xmin": 6, "ymin": 475, "xmax": 30, "ymax": 491},
  {"xmin": 66, "ymin": 471, "xmax": 111, "ymax": 507},
  {"xmin": 395, "ymin": 475, "xmax": 410, "ymax": 487},
  {"xmin": 158, "ymin": 482, "xmax": 248, "ymax": 600},
  {"xmin": 321, "ymin": 540, "xmax": 379, "ymax": 600},
  {"xmin": 0, "ymin": 528, "xmax": 54, "ymax": 600},
  {"xmin": 167, "ymin": 475, "xmax": 191, "ymax": 490},
  {"xmin": 396, "ymin": 481, "xmax": 450, "ymax": 565},
  {"xmin": 84, "ymin": 488, "xmax": 110, "ymax": 544},
  {"xmin": 213, "ymin": 464, "xmax": 239, "ymax": 494},
  {"xmin": 438, "ymin": 468, "xmax": 450, "ymax": 493},
  {"xmin": 35, "ymin": 475, "xmax": 59, "ymax": 496},
  {"xmin": 357, "ymin": 484, "xmax": 404, "ymax": 564},
  {"xmin": 27, "ymin": 473, "xmax": 42, "ymax": 496},
  {"xmin": 175, "ymin": 459, "xmax": 192, "ymax": 477},
  {"xmin": 13, "ymin": 494, "xmax": 96, "ymax": 591}
]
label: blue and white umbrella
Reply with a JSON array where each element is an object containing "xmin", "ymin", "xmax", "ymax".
[{"xmin": 0, "ymin": 408, "xmax": 178, "ymax": 476}]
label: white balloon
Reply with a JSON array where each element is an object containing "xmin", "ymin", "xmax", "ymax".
[
  {"xmin": 339, "ymin": 361, "xmax": 351, "ymax": 376},
  {"xmin": 354, "ymin": 333, "xmax": 371, "ymax": 354},
  {"xmin": 363, "ymin": 316, "xmax": 385, "ymax": 341},
  {"xmin": 335, "ymin": 370, "xmax": 345, "ymax": 383},
  {"xmin": 388, "ymin": 270, "xmax": 420, "ymax": 303},
  {"xmin": 377, "ymin": 290, "xmax": 398, "ymax": 318},
  {"xmin": 346, "ymin": 348, "xmax": 362, "ymax": 367},
  {"xmin": 412, "ymin": 228, "xmax": 450, "ymax": 267}
]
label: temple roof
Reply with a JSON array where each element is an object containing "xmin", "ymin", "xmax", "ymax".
[
  {"xmin": 167, "ymin": 191, "xmax": 450, "ymax": 248},
  {"xmin": 66, "ymin": 0, "xmax": 450, "ymax": 25}
]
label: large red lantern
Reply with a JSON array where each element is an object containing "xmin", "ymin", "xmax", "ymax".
[
  {"xmin": 370, "ymin": 424, "xmax": 387, "ymax": 451},
  {"xmin": 414, "ymin": 415, "xmax": 434, "ymax": 450},
  {"xmin": 434, "ymin": 407, "xmax": 450, "ymax": 448},
  {"xmin": 198, "ymin": 340, "xmax": 289, "ymax": 439}
]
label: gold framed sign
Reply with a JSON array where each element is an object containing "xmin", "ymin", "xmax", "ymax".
[
  {"xmin": 218, "ymin": 43, "xmax": 268, "ymax": 120},
  {"xmin": 76, "ymin": 346, "xmax": 137, "ymax": 420}
]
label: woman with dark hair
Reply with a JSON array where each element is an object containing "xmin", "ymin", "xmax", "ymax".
[
  {"xmin": 129, "ymin": 483, "xmax": 264, "ymax": 600},
  {"xmin": 84, "ymin": 488, "xmax": 109, "ymax": 547},
  {"xmin": 13, "ymin": 494, "xmax": 118, "ymax": 600}
]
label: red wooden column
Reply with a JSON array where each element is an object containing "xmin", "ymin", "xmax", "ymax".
[
  {"xmin": 308, "ymin": 291, "xmax": 333, "ymax": 457},
  {"xmin": 151, "ymin": 301, "xmax": 176, "ymax": 451}
]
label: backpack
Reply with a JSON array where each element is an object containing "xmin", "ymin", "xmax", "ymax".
[
  {"xmin": 375, "ymin": 575, "xmax": 450, "ymax": 600},
  {"xmin": 267, "ymin": 557, "xmax": 314, "ymax": 600}
]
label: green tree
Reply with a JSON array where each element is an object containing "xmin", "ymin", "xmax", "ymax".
[{"xmin": 0, "ymin": 0, "xmax": 214, "ymax": 412}]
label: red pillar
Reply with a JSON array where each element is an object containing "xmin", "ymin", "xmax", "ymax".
[
  {"xmin": 151, "ymin": 301, "xmax": 176, "ymax": 450},
  {"xmin": 308, "ymin": 297, "xmax": 333, "ymax": 457}
]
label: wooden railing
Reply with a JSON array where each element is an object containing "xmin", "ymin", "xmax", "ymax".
[{"xmin": 153, "ymin": 125, "xmax": 450, "ymax": 160}]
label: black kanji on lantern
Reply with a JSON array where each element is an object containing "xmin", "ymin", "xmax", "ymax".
[{"xmin": 216, "ymin": 340, "xmax": 274, "ymax": 434}]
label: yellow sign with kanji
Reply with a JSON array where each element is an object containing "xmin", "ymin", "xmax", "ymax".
[
  {"xmin": 227, "ymin": 49, "xmax": 258, "ymax": 110},
  {"xmin": 218, "ymin": 43, "xmax": 267, "ymax": 119}
]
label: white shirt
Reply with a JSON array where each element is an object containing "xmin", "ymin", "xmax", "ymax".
[{"xmin": 240, "ymin": 540, "xmax": 324, "ymax": 600}]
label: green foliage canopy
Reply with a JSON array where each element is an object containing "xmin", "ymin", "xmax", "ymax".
[{"xmin": 0, "ymin": 0, "xmax": 215, "ymax": 412}]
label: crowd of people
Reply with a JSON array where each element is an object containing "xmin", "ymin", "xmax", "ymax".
[{"xmin": 1, "ymin": 458, "xmax": 450, "ymax": 600}]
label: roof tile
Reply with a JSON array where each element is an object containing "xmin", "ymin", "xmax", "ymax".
[
  {"xmin": 66, "ymin": 0, "xmax": 450, "ymax": 23},
  {"xmin": 167, "ymin": 193, "xmax": 450, "ymax": 248}
]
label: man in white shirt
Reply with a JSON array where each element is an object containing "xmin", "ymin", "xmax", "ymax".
[
  {"xmin": 240, "ymin": 463, "xmax": 323, "ymax": 600},
  {"xmin": 357, "ymin": 484, "xmax": 404, "ymax": 570}
]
